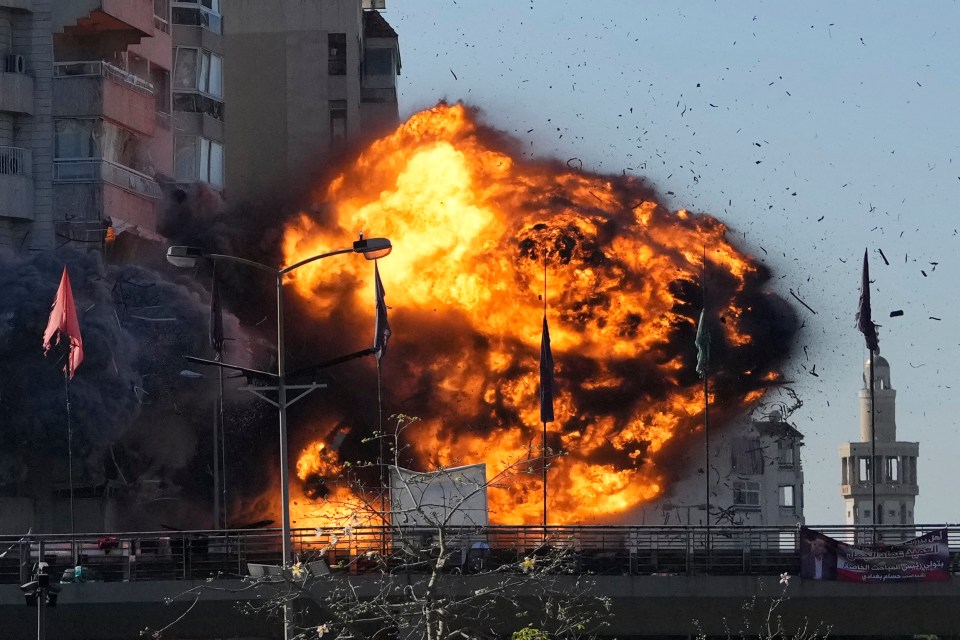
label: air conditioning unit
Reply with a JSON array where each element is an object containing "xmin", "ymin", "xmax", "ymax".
[
  {"xmin": 362, "ymin": 0, "xmax": 386, "ymax": 9},
  {"xmin": 5, "ymin": 54, "xmax": 25, "ymax": 74}
]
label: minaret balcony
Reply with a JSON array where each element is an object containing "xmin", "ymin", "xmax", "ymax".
[{"xmin": 841, "ymin": 481, "xmax": 918, "ymax": 497}]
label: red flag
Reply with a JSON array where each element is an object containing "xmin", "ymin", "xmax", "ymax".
[
  {"xmin": 855, "ymin": 249, "xmax": 879, "ymax": 353},
  {"xmin": 42, "ymin": 266, "xmax": 84, "ymax": 379}
]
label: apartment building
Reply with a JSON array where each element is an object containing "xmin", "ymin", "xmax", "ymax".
[
  {"xmin": 0, "ymin": 0, "xmax": 53, "ymax": 251},
  {"xmin": 1, "ymin": 0, "xmax": 399, "ymax": 258},
  {"xmin": 222, "ymin": 0, "xmax": 400, "ymax": 203},
  {"xmin": 0, "ymin": 1, "xmax": 171, "ymax": 256}
]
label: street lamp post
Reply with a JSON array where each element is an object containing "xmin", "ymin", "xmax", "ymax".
[{"xmin": 167, "ymin": 237, "xmax": 392, "ymax": 640}]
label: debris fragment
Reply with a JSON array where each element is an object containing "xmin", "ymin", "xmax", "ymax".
[
  {"xmin": 789, "ymin": 289, "xmax": 817, "ymax": 315},
  {"xmin": 889, "ymin": 310, "xmax": 904, "ymax": 317}
]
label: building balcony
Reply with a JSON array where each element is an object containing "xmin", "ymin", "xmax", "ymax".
[
  {"xmin": 54, "ymin": 61, "xmax": 155, "ymax": 136},
  {"xmin": 55, "ymin": 0, "xmax": 154, "ymax": 41},
  {"xmin": 54, "ymin": 158, "xmax": 161, "ymax": 198},
  {"xmin": 0, "ymin": 146, "xmax": 33, "ymax": 220},
  {"xmin": 0, "ymin": 68, "xmax": 34, "ymax": 115},
  {"xmin": 841, "ymin": 482, "xmax": 919, "ymax": 497},
  {"xmin": 54, "ymin": 158, "xmax": 161, "ymax": 242}
]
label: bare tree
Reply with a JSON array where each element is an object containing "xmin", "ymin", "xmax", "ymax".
[
  {"xmin": 146, "ymin": 414, "xmax": 612, "ymax": 640},
  {"xmin": 693, "ymin": 574, "xmax": 831, "ymax": 640}
]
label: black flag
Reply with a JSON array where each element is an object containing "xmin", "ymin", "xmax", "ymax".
[
  {"xmin": 210, "ymin": 269, "xmax": 224, "ymax": 356},
  {"xmin": 539, "ymin": 316, "xmax": 555, "ymax": 423},
  {"xmin": 855, "ymin": 249, "xmax": 879, "ymax": 352},
  {"xmin": 373, "ymin": 262, "xmax": 391, "ymax": 361}
]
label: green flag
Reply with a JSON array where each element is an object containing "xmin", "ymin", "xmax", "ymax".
[{"xmin": 695, "ymin": 309, "xmax": 710, "ymax": 379}]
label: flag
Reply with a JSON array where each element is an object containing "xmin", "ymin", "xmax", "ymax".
[
  {"xmin": 42, "ymin": 266, "xmax": 83, "ymax": 379},
  {"xmin": 539, "ymin": 315, "xmax": 555, "ymax": 423},
  {"xmin": 210, "ymin": 269, "xmax": 224, "ymax": 356},
  {"xmin": 373, "ymin": 262, "xmax": 391, "ymax": 361},
  {"xmin": 856, "ymin": 249, "xmax": 879, "ymax": 352},
  {"xmin": 695, "ymin": 308, "xmax": 711, "ymax": 378}
]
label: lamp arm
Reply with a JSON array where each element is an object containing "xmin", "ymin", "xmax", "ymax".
[
  {"xmin": 205, "ymin": 254, "xmax": 279, "ymax": 275},
  {"xmin": 280, "ymin": 247, "xmax": 354, "ymax": 275}
]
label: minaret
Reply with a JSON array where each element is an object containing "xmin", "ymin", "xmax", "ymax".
[{"xmin": 839, "ymin": 354, "xmax": 919, "ymax": 536}]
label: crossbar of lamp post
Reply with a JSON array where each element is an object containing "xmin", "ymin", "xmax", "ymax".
[{"xmin": 167, "ymin": 237, "xmax": 392, "ymax": 640}]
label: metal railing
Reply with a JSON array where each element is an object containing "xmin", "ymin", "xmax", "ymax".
[
  {"xmin": 53, "ymin": 158, "xmax": 162, "ymax": 199},
  {"xmin": 0, "ymin": 524, "xmax": 955, "ymax": 584},
  {"xmin": 0, "ymin": 145, "xmax": 30, "ymax": 176},
  {"xmin": 54, "ymin": 61, "xmax": 155, "ymax": 96}
]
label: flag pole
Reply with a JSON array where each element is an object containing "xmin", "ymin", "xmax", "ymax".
[
  {"xmin": 869, "ymin": 347, "xmax": 877, "ymax": 543},
  {"xmin": 701, "ymin": 252, "xmax": 710, "ymax": 567},
  {"xmin": 210, "ymin": 266, "xmax": 223, "ymax": 530},
  {"xmin": 856, "ymin": 248, "xmax": 880, "ymax": 544},
  {"xmin": 542, "ymin": 253, "xmax": 548, "ymax": 530},
  {"xmin": 64, "ymin": 370, "xmax": 76, "ymax": 565},
  {"xmin": 373, "ymin": 260, "xmax": 390, "ymax": 554},
  {"xmin": 377, "ymin": 358, "xmax": 387, "ymax": 554}
]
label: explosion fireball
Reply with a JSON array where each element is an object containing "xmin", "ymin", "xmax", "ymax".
[{"xmin": 280, "ymin": 102, "xmax": 794, "ymax": 525}]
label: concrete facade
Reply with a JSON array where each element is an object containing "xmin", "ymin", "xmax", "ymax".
[
  {"xmin": 3, "ymin": 574, "xmax": 960, "ymax": 638},
  {"xmin": 0, "ymin": 0, "xmax": 53, "ymax": 250},
  {"xmin": 222, "ymin": 0, "xmax": 400, "ymax": 203},
  {"xmin": 840, "ymin": 355, "xmax": 920, "ymax": 532}
]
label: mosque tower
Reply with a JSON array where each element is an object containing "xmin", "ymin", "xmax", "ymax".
[{"xmin": 839, "ymin": 354, "xmax": 919, "ymax": 532}]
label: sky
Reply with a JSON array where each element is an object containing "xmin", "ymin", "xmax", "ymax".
[{"xmin": 389, "ymin": 1, "xmax": 960, "ymax": 525}]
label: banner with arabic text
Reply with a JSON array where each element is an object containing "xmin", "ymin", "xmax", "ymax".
[{"xmin": 801, "ymin": 527, "xmax": 950, "ymax": 583}]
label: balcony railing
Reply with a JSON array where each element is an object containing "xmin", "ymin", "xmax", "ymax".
[
  {"xmin": 0, "ymin": 524, "xmax": 955, "ymax": 584},
  {"xmin": 0, "ymin": 145, "xmax": 30, "ymax": 177},
  {"xmin": 54, "ymin": 61, "xmax": 155, "ymax": 97},
  {"xmin": 54, "ymin": 158, "xmax": 162, "ymax": 199}
]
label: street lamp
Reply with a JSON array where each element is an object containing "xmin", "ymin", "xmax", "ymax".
[{"xmin": 166, "ymin": 236, "xmax": 392, "ymax": 567}]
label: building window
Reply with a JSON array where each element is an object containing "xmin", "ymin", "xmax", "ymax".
[
  {"xmin": 364, "ymin": 48, "xmax": 394, "ymax": 76},
  {"xmin": 154, "ymin": 0, "xmax": 170, "ymax": 32},
  {"xmin": 174, "ymin": 48, "xmax": 223, "ymax": 98},
  {"xmin": 330, "ymin": 100, "xmax": 347, "ymax": 143},
  {"xmin": 151, "ymin": 67, "xmax": 171, "ymax": 114},
  {"xmin": 731, "ymin": 438, "xmax": 764, "ymax": 475},
  {"xmin": 172, "ymin": 0, "xmax": 222, "ymax": 33},
  {"xmin": 778, "ymin": 485, "xmax": 795, "ymax": 508},
  {"xmin": 55, "ymin": 119, "xmax": 97, "ymax": 159},
  {"xmin": 175, "ymin": 135, "xmax": 224, "ymax": 187},
  {"xmin": 777, "ymin": 439, "xmax": 794, "ymax": 467},
  {"xmin": 858, "ymin": 457, "xmax": 870, "ymax": 482},
  {"xmin": 328, "ymin": 33, "xmax": 347, "ymax": 75},
  {"xmin": 733, "ymin": 481, "xmax": 761, "ymax": 509}
]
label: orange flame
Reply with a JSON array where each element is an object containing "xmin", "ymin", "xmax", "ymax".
[{"xmin": 279, "ymin": 103, "xmax": 790, "ymax": 526}]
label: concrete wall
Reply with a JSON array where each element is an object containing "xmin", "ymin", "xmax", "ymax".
[
  {"xmin": 223, "ymin": 0, "xmax": 364, "ymax": 203},
  {"xmin": 2, "ymin": 574, "xmax": 960, "ymax": 638}
]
